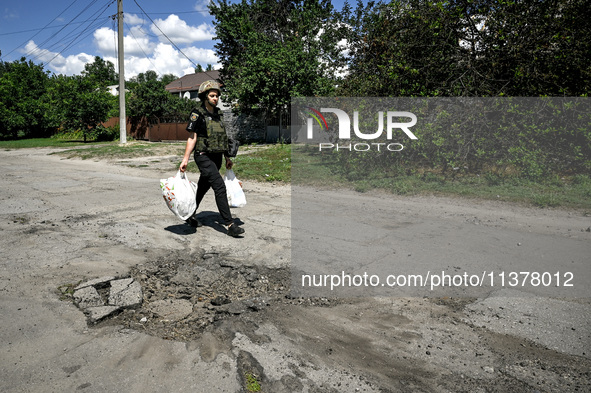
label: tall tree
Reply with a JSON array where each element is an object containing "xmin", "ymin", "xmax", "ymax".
[
  {"xmin": 0, "ymin": 58, "xmax": 53, "ymax": 139},
  {"xmin": 81, "ymin": 56, "xmax": 118, "ymax": 88},
  {"xmin": 210, "ymin": 0, "xmax": 349, "ymax": 117},
  {"xmin": 59, "ymin": 75, "xmax": 115, "ymax": 140},
  {"xmin": 340, "ymin": 0, "xmax": 590, "ymax": 97},
  {"xmin": 161, "ymin": 73, "xmax": 179, "ymax": 86}
]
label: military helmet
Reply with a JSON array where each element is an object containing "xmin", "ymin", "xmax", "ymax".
[{"xmin": 198, "ymin": 80, "xmax": 221, "ymax": 100}]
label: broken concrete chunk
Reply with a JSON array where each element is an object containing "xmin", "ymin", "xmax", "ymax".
[
  {"xmin": 73, "ymin": 286, "xmax": 104, "ymax": 308},
  {"xmin": 110, "ymin": 277, "xmax": 134, "ymax": 289},
  {"xmin": 84, "ymin": 306, "xmax": 121, "ymax": 324},
  {"xmin": 75, "ymin": 276, "xmax": 116, "ymax": 291},
  {"xmin": 108, "ymin": 279, "xmax": 142, "ymax": 308}
]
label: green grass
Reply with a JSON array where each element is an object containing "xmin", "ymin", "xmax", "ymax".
[
  {"xmin": 244, "ymin": 373, "xmax": 262, "ymax": 392},
  {"xmin": 291, "ymin": 145, "xmax": 591, "ymax": 210},
  {"xmin": 227, "ymin": 144, "xmax": 291, "ymax": 182},
  {"xmin": 0, "ymin": 138, "xmax": 92, "ymax": 149}
]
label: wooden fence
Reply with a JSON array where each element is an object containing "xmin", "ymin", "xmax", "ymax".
[{"xmin": 102, "ymin": 117, "xmax": 187, "ymax": 142}]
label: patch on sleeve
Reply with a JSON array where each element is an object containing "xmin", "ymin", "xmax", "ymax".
[{"xmin": 190, "ymin": 112, "xmax": 199, "ymax": 122}]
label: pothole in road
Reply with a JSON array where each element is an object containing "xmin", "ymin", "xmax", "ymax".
[{"xmin": 92, "ymin": 249, "xmax": 336, "ymax": 342}]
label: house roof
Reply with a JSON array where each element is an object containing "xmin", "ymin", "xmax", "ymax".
[{"xmin": 165, "ymin": 70, "xmax": 221, "ymax": 93}]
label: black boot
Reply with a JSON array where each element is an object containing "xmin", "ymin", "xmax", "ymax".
[
  {"xmin": 186, "ymin": 216, "xmax": 203, "ymax": 228},
  {"xmin": 227, "ymin": 223, "xmax": 244, "ymax": 237}
]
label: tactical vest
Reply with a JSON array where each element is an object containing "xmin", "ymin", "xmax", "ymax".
[{"xmin": 186, "ymin": 105, "xmax": 229, "ymax": 153}]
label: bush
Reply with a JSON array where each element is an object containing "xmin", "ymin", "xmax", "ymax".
[{"xmin": 91, "ymin": 125, "xmax": 119, "ymax": 142}]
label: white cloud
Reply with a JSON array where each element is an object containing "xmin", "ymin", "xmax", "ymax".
[
  {"xmin": 151, "ymin": 15, "xmax": 214, "ymax": 44},
  {"xmin": 18, "ymin": 14, "xmax": 220, "ymax": 78},
  {"xmin": 125, "ymin": 13, "xmax": 146, "ymax": 26},
  {"xmin": 23, "ymin": 41, "xmax": 54, "ymax": 63},
  {"xmin": 194, "ymin": 0, "xmax": 212, "ymax": 16},
  {"xmin": 94, "ymin": 26, "xmax": 155, "ymax": 58},
  {"xmin": 184, "ymin": 47, "xmax": 219, "ymax": 66},
  {"xmin": 101, "ymin": 43, "xmax": 219, "ymax": 79},
  {"xmin": 23, "ymin": 40, "xmax": 94, "ymax": 76},
  {"xmin": 93, "ymin": 27, "xmax": 117, "ymax": 57}
]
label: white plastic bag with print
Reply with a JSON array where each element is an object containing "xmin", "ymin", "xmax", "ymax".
[
  {"xmin": 160, "ymin": 171, "xmax": 197, "ymax": 220},
  {"xmin": 224, "ymin": 169, "xmax": 246, "ymax": 208}
]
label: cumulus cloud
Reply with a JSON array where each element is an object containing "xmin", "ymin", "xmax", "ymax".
[
  {"xmin": 17, "ymin": 13, "xmax": 219, "ymax": 78},
  {"xmin": 194, "ymin": 0, "xmax": 212, "ymax": 16},
  {"xmin": 151, "ymin": 15, "xmax": 215, "ymax": 44},
  {"xmin": 93, "ymin": 26, "xmax": 155, "ymax": 58},
  {"xmin": 22, "ymin": 40, "xmax": 94, "ymax": 76},
  {"xmin": 184, "ymin": 47, "xmax": 219, "ymax": 66},
  {"xmin": 125, "ymin": 13, "xmax": 146, "ymax": 26},
  {"xmin": 93, "ymin": 27, "xmax": 117, "ymax": 57},
  {"xmin": 100, "ymin": 43, "xmax": 218, "ymax": 79}
]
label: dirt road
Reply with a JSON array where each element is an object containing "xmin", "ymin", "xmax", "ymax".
[{"xmin": 0, "ymin": 146, "xmax": 589, "ymax": 392}]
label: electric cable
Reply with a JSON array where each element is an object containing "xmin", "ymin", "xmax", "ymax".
[
  {"xmin": 37, "ymin": 1, "xmax": 116, "ymax": 66},
  {"xmin": 124, "ymin": 21, "xmax": 161, "ymax": 74},
  {"xmin": 132, "ymin": 0, "xmax": 200, "ymax": 69},
  {"xmin": 26, "ymin": 0, "xmax": 103, "ymax": 58},
  {"xmin": 1, "ymin": 0, "xmax": 78, "ymax": 59}
]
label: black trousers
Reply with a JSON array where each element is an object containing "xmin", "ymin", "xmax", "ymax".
[{"xmin": 193, "ymin": 152, "xmax": 233, "ymax": 225}]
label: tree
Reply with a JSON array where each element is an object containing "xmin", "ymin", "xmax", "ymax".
[
  {"xmin": 81, "ymin": 56, "xmax": 118, "ymax": 89},
  {"xmin": 474, "ymin": 0, "xmax": 591, "ymax": 96},
  {"xmin": 0, "ymin": 58, "xmax": 54, "ymax": 139},
  {"xmin": 160, "ymin": 73, "xmax": 179, "ymax": 86},
  {"xmin": 127, "ymin": 71, "xmax": 193, "ymax": 121},
  {"xmin": 339, "ymin": 0, "xmax": 591, "ymax": 97},
  {"xmin": 58, "ymin": 75, "xmax": 116, "ymax": 141},
  {"xmin": 339, "ymin": 1, "xmax": 467, "ymax": 96},
  {"xmin": 210, "ymin": 0, "xmax": 349, "ymax": 117}
]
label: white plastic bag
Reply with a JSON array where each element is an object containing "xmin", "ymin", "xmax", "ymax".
[
  {"xmin": 224, "ymin": 169, "xmax": 246, "ymax": 208},
  {"xmin": 160, "ymin": 171, "xmax": 197, "ymax": 220}
]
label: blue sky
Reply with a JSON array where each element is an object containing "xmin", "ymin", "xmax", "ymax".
[{"xmin": 1, "ymin": 0, "xmax": 351, "ymax": 79}]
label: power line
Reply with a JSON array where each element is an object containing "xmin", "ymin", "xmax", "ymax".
[
  {"xmin": 31, "ymin": 0, "xmax": 116, "ymax": 66},
  {"xmin": 1, "ymin": 0, "xmax": 78, "ymax": 59},
  {"xmin": 44, "ymin": 11, "xmax": 112, "ymax": 66},
  {"xmin": 31, "ymin": 17, "xmax": 109, "ymax": 60},
  {"xmin": 0, "ymin": 10, "xmax": 209, "ymax": 37},
  {"xmin": 124, "ymin": 21, "xmax": 161, "ymax": 74},
  {"xmin": 27, "ymin": 0, "xmax": 103, "ymax": 58},
  {"xmin": 132, "ymin": 0, "xmax": 200, "ymax": 70},
  {"xmin": 2, "ymin": 0, "xmax": 217, "ymax": 78},
  {"xmin": 140, "ymin": 10, "xmax": 210, "ymax": 15},
  {"xmin": 0, "ymin": 17, "xmax": 110, "ymax": 37}
]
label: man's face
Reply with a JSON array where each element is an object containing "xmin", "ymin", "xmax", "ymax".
[{"xmin": 207, "ymin": 90, "xmax": 220, "ymax": 107}]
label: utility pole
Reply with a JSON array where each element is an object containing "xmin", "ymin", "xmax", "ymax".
[{"xmin": 117, "ymin": 0, "xmax": 127, "ymax": 144}]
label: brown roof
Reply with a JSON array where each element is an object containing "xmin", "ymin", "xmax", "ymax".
[{"xmin": 165, "ymin": 70, "xmax": 221, "ymax": 93}]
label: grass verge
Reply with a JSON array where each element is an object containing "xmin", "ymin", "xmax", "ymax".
[
  {"xmin": 0, "ymin": 138, "xmax": 93, "ymax": 149},
  {"xmin": 292, "ymin": 145, "xmax": 591, "ymax": 210}
]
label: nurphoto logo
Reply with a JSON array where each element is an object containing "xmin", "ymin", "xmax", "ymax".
[{"xmin": 304, "ymin": 107, "xmax": 418, "ymax": 152}]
